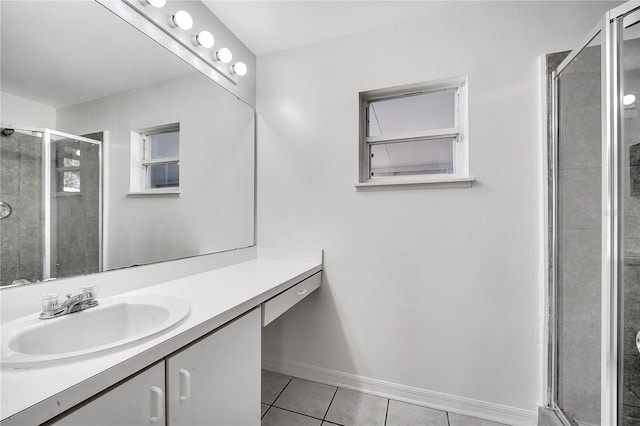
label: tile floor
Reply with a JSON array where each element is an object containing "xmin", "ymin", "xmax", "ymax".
[{"xmin": 261, "ymin": 370, "xmax": 510, "ymax": 426}]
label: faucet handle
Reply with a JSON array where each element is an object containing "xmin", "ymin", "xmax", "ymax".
[
  {"xmin": 41, "ymin": 293, "xmax": 61, "ymax": 313},
  {"xmin": 80, "ymin": 285, "xmax": 99, "ymax": 298}
]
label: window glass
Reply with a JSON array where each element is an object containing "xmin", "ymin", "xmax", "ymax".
[
  {"xmin": 370, "ymin": 138, "xmax": 454, "ymax": 177},
  {"xmin": 147, "ymin": 163, "xmax": 179, "ymax": 188},
  {"xmin": 59, "ymin": 171, "xmax": 81, "ymax": 192},
  {"xmin": 63, "ymin": 158, "xmax": 80, "ymax": 167},
  {"xmin": 367, "ymin": 90, "xmax": 456, "ymax": 137},
  {"xmin": 147, "ymin": 131, "xmax": 179, "ymax": 159},
  {"xmin": 56, "ymin": 145, "xmax": 81, "ymax": 168}
]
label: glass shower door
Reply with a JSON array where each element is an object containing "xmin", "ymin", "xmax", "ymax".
[
  {"xmin": 47, "ymin": 130, "xmax": 102, "ymax": 280},
  {"xmin": 0, "ymin": 128, "xmax": 102, "ymax": 287},
  {"xmin": 554, "ymin": 30, "xmax": 603, "ymax": 425},
  {"xmin": 0, "ymin": 128, "xmax": 44, "ymax": 287}
]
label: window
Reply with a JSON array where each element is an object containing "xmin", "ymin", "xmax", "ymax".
[
  {"xmin": 358, "ymin": 77, "xmax": 472, "ymax": 188},
  {"xmin": 56, "ymin": 144, "xmax": 82, "ymax": 193},
  {"xmin": 143, "ymin": 129, "xmax": 180, "ymax": 189},
  {"xmin": 130, "ymin": 123, "xmax": 181, "ymax": 195}
]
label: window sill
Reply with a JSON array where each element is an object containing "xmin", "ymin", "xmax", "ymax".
[
  {"xmin": 354, "ymin": 176, "xmax": 474, "ymax": 190},
  {"xmin": 127, "ymin": 189, "xmax": 182, "ymax": 197}
]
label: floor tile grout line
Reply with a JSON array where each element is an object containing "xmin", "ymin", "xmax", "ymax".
[
  {"xmin": 384, "ymin": 398, "xmax": 390, "ymax": 426},
  {"xmin": 322, "ymin": 387, "xmax": 339, "ymax": 421},
  {"xmin": 269, "ymin": 405, "xmax": 327, "ymax": 422},
  {"xmin": 269, "ymin": 376, "xmax": 293, "ymax": 407},
  {"xmin": 265, "ymin": 373, "xmax": 500, "ymax": 426},
  {"xmin": 261, "ymin": 404, "xmax": 272, "ymax": 420}
]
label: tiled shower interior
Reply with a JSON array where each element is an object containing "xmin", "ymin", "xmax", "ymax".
[
  {"xmin": 51, "ymin": 132, "xmax": 101, "ymax": 279},
  {"xmin": 0, "ymin": 129, "xmax": 101, "ymax": 286},
  {"xmin": 554, "ymin": 36, "xmax": 640, "ymax": 424},
  {"xmin": 623, "ymin": 38, "xmax": 640, "ymax": 423},
  {"xmin": 0, "ymin": 130, "xmax": 43, "ymax": 286},
  {"xmin": 556, "ymin": 42, "xmax": 603, "ymax": 424}
]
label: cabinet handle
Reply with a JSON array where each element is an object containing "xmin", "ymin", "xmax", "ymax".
[
  {"xmin": 179, "ymin": 368, "xmax": 191, "ymax": 401},
  {"xmin": 296, "ymin": 289, "xmax": 308, "ymax": 296},
  {"xmin": 149, "ymin": 386, "xmax": 164, "ymax": 423}
]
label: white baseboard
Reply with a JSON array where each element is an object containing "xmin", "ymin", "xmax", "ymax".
[{"xmin": 263, "ymin": 357, "xmax": 538, "ymax": 426}]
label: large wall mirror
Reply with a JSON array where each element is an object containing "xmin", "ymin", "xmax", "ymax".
[{"xmin": 0, "ymin": 1, "xmax": 255, "ymax": 288}]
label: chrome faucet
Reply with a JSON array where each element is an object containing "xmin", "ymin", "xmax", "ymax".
[{"xmin": 40, "ymin": 287, "xmax": 99, "ymax": 320}]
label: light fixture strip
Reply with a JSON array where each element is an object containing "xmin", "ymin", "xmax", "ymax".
[{"xmin": 123, "ymin": 0, "xmax": 242, "ymax": 85}]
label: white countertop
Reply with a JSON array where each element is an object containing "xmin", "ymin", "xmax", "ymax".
[{"xmin": 0, "ymin": 247, "xmax": 323, "ymax": 425}]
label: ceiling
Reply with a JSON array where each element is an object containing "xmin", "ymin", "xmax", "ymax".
[
  {"xmin": 202, "ymin": 1, "xmax": 480, "ymax": 56},
  {"xmin": 0, "ymin": 1, "xmax": 194, "ymax": 108}
]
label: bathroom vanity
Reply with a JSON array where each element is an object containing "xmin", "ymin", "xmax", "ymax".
[{"xmin": 0, "ymin": 247, "xmax": 323, "ymax": 425}]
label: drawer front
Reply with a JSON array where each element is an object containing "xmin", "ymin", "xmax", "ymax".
[{"xmin": 262, "ymin": 271, "xmax": 321, "ymax": 326}]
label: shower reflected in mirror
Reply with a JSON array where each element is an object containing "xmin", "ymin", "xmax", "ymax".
[{"xmin": 0, "ymin": 128, "xmax": 101, "ymax": 287}]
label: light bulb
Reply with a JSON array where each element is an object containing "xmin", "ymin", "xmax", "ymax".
[
  {"xmin": 143, "ymin": 0, "xmax": 166, "ymax": 7},
  {"xmin": 231, "ymin": 62, "xmax": 248, "ymax": 77},
  {"xmin": 169, "ymin": 10, "xmax": 193, "ymax": 31},
  {"xmin": 194, "ymin": 31, "xmax": 214, "ymax": 48},
  {"xmin": 214, "ymin": 48, "xmax": 232, "ymax": 64},
  {"xmin": 623, "ymin": 94, "xmax": 636, "ymax": 106}
]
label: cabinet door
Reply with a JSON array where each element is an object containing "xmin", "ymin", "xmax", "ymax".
[
  {"xmin": 167, "ymin": 308, "xmax": 261, "ymax": 426},
  {"xmin": 52, "ymin": 362, "xmax": 166, "ymax": 426}
]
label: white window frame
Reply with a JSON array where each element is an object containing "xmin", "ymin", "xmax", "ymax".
[
  {"xmin": 356, "ymin": 76, "xmax": 473, "ymax": 189},
  {"xmin": 128, "ymin": 123, "xmax": 181, "ymax": 196},
  {"xmin": 142, "ymin": 129, "xmax": 179, "ymax": 189}
]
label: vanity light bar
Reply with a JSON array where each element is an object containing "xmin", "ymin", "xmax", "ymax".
[
  {"xmin": 169, "ymin": 10, "xmax": 193, "ymax": 31},
  {"xmin": 214, "ymin": 47, "xmax": 232, "ymax": 64},
  {"xmin": 194, "ymin": 31, "xmax": 215, "ymax": 49},
  {"xmin": 131, "ymin": 0, "xmax": 248, "ymax": 83},
  {"xmin": 230, "ymin": 62, "xmax": 247, "ymax": 77},
  {"xmin": 142, "ymin": 0, "xmax": 166, "ymax": 8}
]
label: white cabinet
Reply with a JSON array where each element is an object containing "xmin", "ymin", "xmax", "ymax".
[
  {"xmin": 262, "ymin": 272, "xmax": 321, "ymax": 326},
  {"xmin": 52, "ymin": 362, "xmax": 166, "ymax": 426},
  {"xmin": 52, "ymin": 308, "xmax": 261, "ymax": 426},
  {"xmin": 167, "ymin": 307, "xmax": 261, "ymax": 426}
]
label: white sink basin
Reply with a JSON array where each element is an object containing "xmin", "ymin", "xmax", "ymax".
[{"xmin": 1, "ymin": 295, "xmax": 190, "ymax": 367}]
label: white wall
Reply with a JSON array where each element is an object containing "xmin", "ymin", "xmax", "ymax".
[
  {"xmin": 1, "ymin": 92, "xmax": 56, "ymax": 129},
  {"xmin": 57, "ymin": 72, "xmax": 254, "ymax": 270},
  {"xmin": 257, "ymin": 0, "xmax": 615, "ymax": 420}
]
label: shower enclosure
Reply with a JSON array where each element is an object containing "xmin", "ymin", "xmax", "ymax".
[
  {"xmin": 0, "ymin": 127, "xmax": 102, "ymax": 287},
  {"xmin": 546, "ymin": 1, "xmax": 640, "ymax": 425}
]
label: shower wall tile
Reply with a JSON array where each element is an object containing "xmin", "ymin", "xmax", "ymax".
[
  {"xmin": 559, "ymin": 229, "xmax": 601, "ymax": 287},
  {"xmin": 624, "ymin": 263, "xmax": 640, "ymax": 411},
  {"xmin": 1, "ymin": 252, "xmax": 18, "ymax": 284},
  {"xmin": 624, "ymin": 41, "xmax": 640, "ymax": 422},
  {"xmin": 559, "ymin": 167, "xmax": 601, "ymax": 230},
  {"xmin": 559, "ymin": 342, "xmax": 601, "ymax": 425},
  {"xmin": 1, "ymin": 132, "xmax": 42, "ymax": 286},
  {"xmin": 2, "ymin": 219, "xmax": 19, "ymax": 243},
  {"xmin": 554, "ymin": 41, "xmax": 603, "ymax": 426},
  {"xmin": 18, "ymin": 248, "xmax": 39, "ymax": 282},
  {"xmin": 84, "ymin": 167, "xmax": 100, "ymax": 192},
  {"xmin": 558, "ymin": 230, "xmax": 601, "ymax": 409},
  {"xmin": 623, "ymin": 415, "xmax": 640, "ymax": 426},
  {"xmin": 627, "ymin": 238, "xmax": 640, "ymax": 254},
  {"xmin": 559, "ymin": 293, "xmax": 600, "ymax": 349},
  {"xmin": 624, "ymin": 387, "xmax": 640, "ymax": 411},
  {"xmin": 53, "ymin": 135, "xmax": 102, "ymax": 279},
  {"xmin": 560, "ymin": 105, "xmax": 601, "ymax": 170}
]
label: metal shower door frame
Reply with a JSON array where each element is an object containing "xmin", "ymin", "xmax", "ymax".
[
  {"xmin": 547, "ymin": 2, "xmax": 640, "ymax": 425},
  {"xmin": 42, "ymin": 128, "xmax": 103, "ymax": 281}
]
